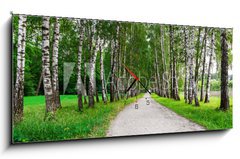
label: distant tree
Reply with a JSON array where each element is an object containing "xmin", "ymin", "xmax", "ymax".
[{"xmin": 35, "ymin": 72, "xmax": 43, "ymax": 96}]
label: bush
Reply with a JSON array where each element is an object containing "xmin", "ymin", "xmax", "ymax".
[{"xmin": 210, "ymin": 79, "xmax": 220, "ymax": 91}]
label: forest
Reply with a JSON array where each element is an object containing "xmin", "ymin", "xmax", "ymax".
[{"xmin": 12, "ymin": 14, "xmax": 232, "ymax": 143}]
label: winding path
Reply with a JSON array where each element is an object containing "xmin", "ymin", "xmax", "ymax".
[{"xmin": 107, "ymin": 93, "xmax": 205, "ymax": 137}]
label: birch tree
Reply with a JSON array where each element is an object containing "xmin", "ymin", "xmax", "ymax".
[
  {"xmin": 160, "ymin": 25, "xmax": 169, "ymax": 98},
  {"xmin": 42, "ymin": 16, "xmax": 56, "ymax": 118},
  {"xmin": 83, "ymin": 62, "xmax": 88, "ymax": 104},
  {"xmin": 193, "ymin": 28, "xmax": 200, "ymax": 106},
  {"xmin": 220, "ymin": 29, "xmax": 229, "ymax": 111},
  {"xmin": 169, "ymin": 25, "xmax": 174, "ymax": 98},
  {"xmin": 172, "ymin": 27, "xmax": 180, "ymax": 100},
  {"xmin": 188, "ymin": 27, "xmax": 194, "ymax": 104},
  {"xmin": 200, "ymin": 28, "xmax": 208, "ymax": 101},
  {"xmin": 77, "ymin": 19, "xmax": 85, "ymax": 111},
  {"xmin": 154, "ymin": 34, "xmax": 161, "ymax": 96},
  {"xmin": 115, "ymin": 24, "xmax": 121, "ymax": 100},
  {"xmin": 194, "ymin": 28, "xmax": 202, "ymax": 83},
  {"xmin": 205, "ymin": 29, "xmax": 214, "ymax": 103},
  {"xmin": 14, "ymin": 15, "xmax": 27, "ymax": 122},
  {"xmin": 110, "ymin": 39, "xmax": 115, "ymax": 102},
  {"xmin": 88, "ymin": 20, "xmax": 98, "ymax": 107},
  {"xmin": 184, "ymin": 26, "xmax": 189, "ymax": 103},
  {"xmin": 99, "ymin": 39, "xmax": 107, "ymax": 104},
  {"xmin": 170, "ymin": 26, "xmax": 180, "ymax": 100},
  {"xmin": 52, "ymin": 17, "xmax": 61, "ymax": 108}
]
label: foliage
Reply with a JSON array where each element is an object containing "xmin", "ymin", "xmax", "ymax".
[{"xmin": 12, "ymin": 14, "xmax": 233, "ymax": 142}]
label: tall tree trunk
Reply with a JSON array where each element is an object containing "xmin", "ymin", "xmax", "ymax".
[
  {"xmin": 188, "ymin": 27, "xmax": 194, "ymax": 104},
  {"xmin": 193, "ymin": 81, "xmax": 200, "ymax": 106},
  {"xmin": 205, "ymin": 29, "xmax": 214, "ymax": 103},
  {"xmin": 154, "ymin": 40, "xmax": 161, "ymax": 96},
  {"xmin": 52, "ymin": 18, "xmax": 61, "ymax": 109},
  {"xmin": 172, "ymin": 27, "xmax": 180, "ymax": 100},
  {"xmin": 160, "ymin": 25, "xmax": 169, "ymax": 97},
  {"xmin": 100, "ymin": 39, "xmax": 107, "ymax": 104},
  {"xmin": 77, "ymin": 19, "xmax": 85, "ymax": 111},
  {"xmin": 169, "ymin": 26, "xmax": 179, "ymax": 100},
  {"xmin": 88, "ymin": 20, "xmax": 98, "ymax": 107},
  {"xmin": 122, "ymin": 30, "xmax": 127, "ymax": 98},
  {"xmin": 83, "ymin": 63, "xmax": 87, "ymax": 104},
  {"xmin": 194, "ymin": 28, "xmax": 202, "ymax": 83},
  {"xmin": 115, "ymin": 24, "xmax": 120, "ymax": 100},
  {"xmin": 83, "ymin": 22, "xmax": 91, "ymax": 104},
  {"xmin": 110, "ymin": 39, "xmax": 115, "ymax": 102},
  {"xmin": 184, "ymin": 27, "xmax": 189, "ymax": 103},
  {"xmin": 169, "ymin": 26, "xmax": 174, "ymax": 98},
  {"xmin": 42, "ymin": 17, "xmax": 56, "ymax": 119},
  {"xmin": 200, "ymin": 28, "xmax": 208, "ymax": 101},
  {"xmin": 193, "ymin": 28, "xmax": 201, "ymax": 106},
  {"xmin": 14, "ymin": 15, "xmax": 27, "ymax": 122},
  {"xmin": 220, "ymin": 29, "xmax": 229, "ymax": 111}
]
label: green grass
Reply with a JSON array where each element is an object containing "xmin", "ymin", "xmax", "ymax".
[
  {"xmin": 151, "ymin": 93, "xmax": 232, "ymax": 130},
  {"xmin": 13, "ymin": 94, "xmax": 143, "ymax": 143}
]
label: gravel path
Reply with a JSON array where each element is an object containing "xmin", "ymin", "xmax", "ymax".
[{"xmin": 107, "ymin": 93, "xmax": 205, "ymax": 137}]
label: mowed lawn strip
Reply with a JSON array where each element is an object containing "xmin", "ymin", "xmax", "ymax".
[
  {"xmin": 13, "ymin": 94, "xmax": 144, "ymax": 143},
  {"xmin": 151, "ymin": 93, "xmax": 232, "ymax": 130}
]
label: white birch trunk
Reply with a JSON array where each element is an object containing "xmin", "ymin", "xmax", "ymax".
[
  {"xmin": 99, "ymin": 39, "xmax": 107, "ymax": 104},
  {"xmin": 52, "ymin": 18, "xmax": 61, "ymax": 108},
  {"xmin": 160, "ymin": 25, "xmax": 169, "ymax": 98},
  {"xmin": 42, "ymin": 16, "xmax": 55, "ymax": 118},
  {"xmin": 154, "ymin": 38, "xmax": 161, "ymax": 96},
  {"xmin": 205, "ymin": 29, "xmax": 215, "ymax": 103},
  {"xmin": 200, "ymin": 28, "xmax": 208, "ymax": 101},
  {"xmin": 88, "ymin": 20, "xmax": 98, "ymax": 107},
  {"xmin": 184, "ymin": 26, "xmax": 189, "ymax": 103},
  {"xmin": 77, "ymin": 19, "xmax": 85, "ymax": 111},
  {"xmin": 14, "ymin": 15, "xmax": 27, "ymax": 122},
  {"xmin": 188, "ymin": 27, "xmax": 194, "ymax": 104}
]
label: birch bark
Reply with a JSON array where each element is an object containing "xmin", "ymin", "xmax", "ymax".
[
  {"xmin": 52, "ymin": 18, "xmax": 61, "ymax": 108},
  {"xmin": 14, "ymin": 15, "xmax": 27, "ymax": 122},
  {"xmin": 42, "ymin": 17, "xmax": 55, "ymax": 118}
]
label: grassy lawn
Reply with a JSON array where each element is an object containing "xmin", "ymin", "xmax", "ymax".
[
  {"xmin": 151, "ymin": 93, "xmax": 232, "ymax": 130},
  {"xmin": 13, "ymin": 94, "xmax": 143, "ymax": 143}
]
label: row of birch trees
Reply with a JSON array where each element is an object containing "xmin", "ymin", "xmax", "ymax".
[{"xmin": 13, "ymin": 14, "xmax": 232, "ymax": 122}]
